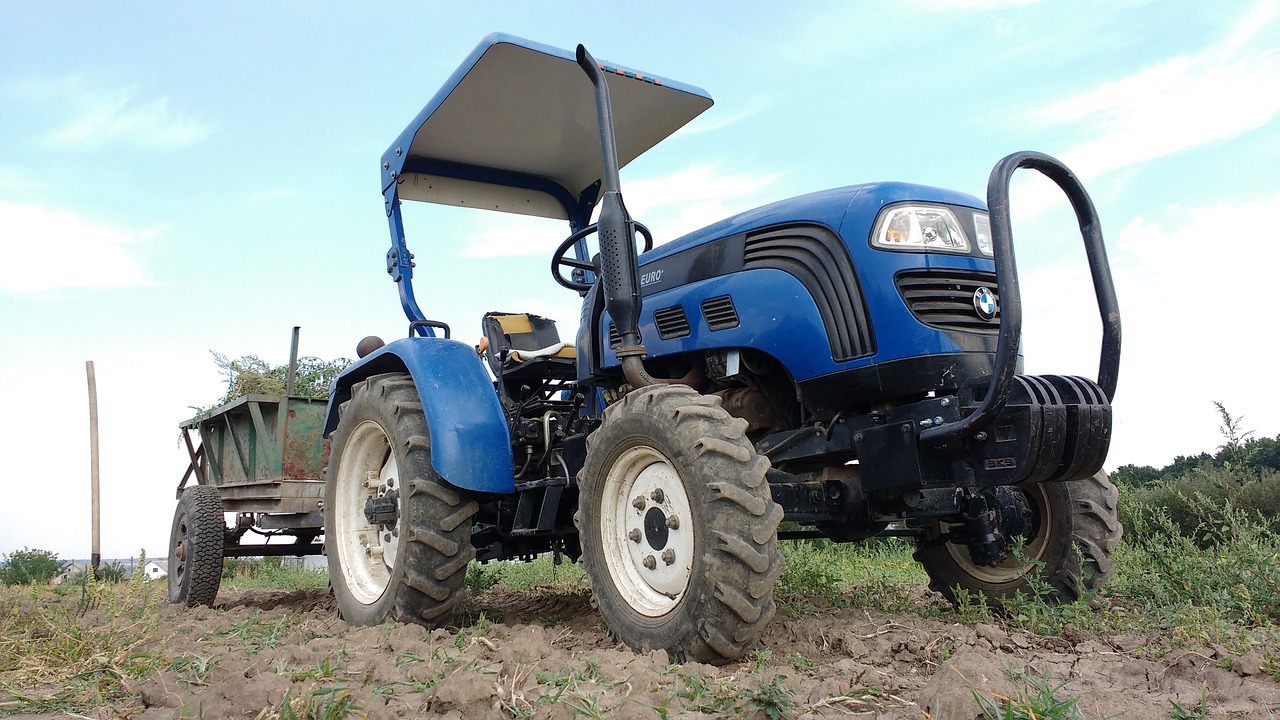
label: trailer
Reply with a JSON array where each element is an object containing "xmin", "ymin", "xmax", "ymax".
[{"xmin": 168, "ymin": 330, "xmax": 329, "ymax": 606}]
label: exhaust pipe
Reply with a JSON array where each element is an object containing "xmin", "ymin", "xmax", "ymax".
[{"xmin": 576, "ymin": 44, "xmax": 655, "ymax": 388}]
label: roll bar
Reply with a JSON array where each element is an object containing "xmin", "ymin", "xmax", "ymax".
[{"xmin": 920, "ymin": 151, "xmax": 1122, "ymax": 448}]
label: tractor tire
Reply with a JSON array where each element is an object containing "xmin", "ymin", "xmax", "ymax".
[
  {"xmin": 915, "ymin": 470, "xmax": 1122, "ymax": 608},
  {"xmin": 577, "ymin": 385, "xmax": 785, "ymax": 664},
  {"xmin": 168, "ymin": 484, "xmax": 225, "ymax": 607},
  {"xmin": 325, "ymin": 373, "xmax": 477, "ymax": 627}
]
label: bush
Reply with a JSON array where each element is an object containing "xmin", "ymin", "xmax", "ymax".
[
  {"xmin": 1120, "ymin": 466, "xmax": 1280, "ymax": 544},
  {"xmin": 221, "ymin": 557, "xmax": 328, "ymax": 590},
  {"xmin": 1111, "ymin": 494, "xmax": 1280, "ymax": 625},
  {"xmin": 1, "ymin": 548, "xmax": 68, "ymax": 585}
]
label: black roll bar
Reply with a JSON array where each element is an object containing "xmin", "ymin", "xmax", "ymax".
[{"xmin": 921, "ymin": 151, "xmax": 1122, "ymax": 448}]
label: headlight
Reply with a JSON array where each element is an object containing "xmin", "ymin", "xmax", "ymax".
[
  {"xmin": 872, "ymin": 205, "xmax": 970, "ymax": 254},
  {"xmin": 973, "ymin": 212, "xmax": 993, "ymax": 256}
]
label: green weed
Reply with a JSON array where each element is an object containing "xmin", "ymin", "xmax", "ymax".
[
  {"xmin": 1168, "ymin": 685, "xmax": 1209, "ymax": 720},
  {"xmin": 974, "ymin": 667, "xmax": 1086, "ymax": 719}
]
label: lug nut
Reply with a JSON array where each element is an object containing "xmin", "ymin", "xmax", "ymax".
[
  {"xmin": 642, "ymin": 555, "xmax": 656, "ymax": 570},
  {"xmin": 975, "ymin": 432, "xmax": 988, "ymax": 441},
  {"xmin": 665, "ymin": 515, "xmax": 680, "ymax": 530},
  {"xmin": 365, "ymin": 471, "xmax": 381, "ymax": 489},
  {"xmin": 651, "ymin": 488, "xmax": 665, "ymax": 503},
  {"xmin": 662, "ymin": 548, "xmax": 676, "ymax": 565},
  {"xmin": 632, "ymin": 495, "xmax": 647, "ymax": 510},
  {"xmin": 366, "ymin": 546, "xmax": 384, "ymax": 558},
  {"xmin": 628, "ymin": 528, "xmax": 642, "ymax": 543}
]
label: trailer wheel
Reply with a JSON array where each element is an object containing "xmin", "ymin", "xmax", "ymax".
[
  {"xmin": 916, "ymin": 471, "xmax": 1121, "ymax": 607},
  {"xmin": 168, "ymin": 484, "xmax": 225, "ymax": 607},
  {"xmin": 577, "ymin": 385, "xmax": 784, "ymax": 664},
  {"xmin": 325, "ymin": 373, "xmax": 477, "ymax": 627}
]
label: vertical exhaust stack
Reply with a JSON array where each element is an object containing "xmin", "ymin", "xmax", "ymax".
[{"xmin": 576, "ymin": 44, "xmax": 655, "ymax": 388}]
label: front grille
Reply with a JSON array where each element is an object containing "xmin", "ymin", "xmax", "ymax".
[
  {"xmin": 701, "ymin": 295, "xmax": 740, "ymax": 330},
  {"xmin": 896, "ymin": 269, "xmax": 1000, "ymax": 333},
  {"xmin": 743, "ymin": 225, "xmax": 873, "ymax": 360},
  {"xmin": 654, "ymin": 306, "xmax": 691, "ymax": 339}
]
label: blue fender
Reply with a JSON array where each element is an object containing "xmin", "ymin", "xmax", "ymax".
[{"xmin": 323, "ymin": 337, "xmax": 515, "ymax": 494}]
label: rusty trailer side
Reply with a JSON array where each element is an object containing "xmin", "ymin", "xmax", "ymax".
[{"xmin": 177, "ymin": 394, "xmax": 329, "ymax": 556}]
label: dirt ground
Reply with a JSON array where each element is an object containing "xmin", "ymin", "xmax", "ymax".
[{"xmin": 7, "ymin": 586, "xmax": 1280, "ymax": 719}]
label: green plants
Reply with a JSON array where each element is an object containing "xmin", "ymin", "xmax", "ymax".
[
  {"xmin": 1168, "ymin": 686, "xmax": 1209, "ymax": 720},
  {"xmin": 1, "ymin": 548, "xmax": 68, "ymax": 585},
  {"xmin": 974, "ymin": 667, "xmax": 1086, "ymax": 720},
  {"xmin": 744, "ymin": 675, "xmax": 795, "ymax": 720},
  {"xmin": 168, "ymin": 653, "xmax": 219, "ymax": 686}
]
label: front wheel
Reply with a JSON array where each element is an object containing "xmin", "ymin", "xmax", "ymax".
[
  {"xmin": 577, "ymin": 385, "xmax": 784, "ymax": 664},
  {"xmin": 325, "ymin": 373, "xmax": 477, "ymax": 627},
  {"xmin": 915, "ymin": 471, "xmax": 1122, "ymax": 607}
]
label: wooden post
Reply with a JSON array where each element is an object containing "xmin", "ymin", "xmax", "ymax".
[{"xmin": 86, "ymin": 361, "xmax": 101, "ymax": 571}]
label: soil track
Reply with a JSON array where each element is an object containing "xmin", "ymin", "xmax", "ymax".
[{"xmin": 9, "ymin": 587, "xmax": 1280, "ymax": 719}]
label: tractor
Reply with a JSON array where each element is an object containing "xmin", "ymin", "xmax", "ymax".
[{"xmin": 321, "ymin": 34, "xmax": 1122, "ymax": 664}]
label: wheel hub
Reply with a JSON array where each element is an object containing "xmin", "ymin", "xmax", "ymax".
[
  {"xmin": 601, "ymin": 445, "xmax": 695, "ymax": 617},
  {"xmin": 333, "ymin": 420, "xmax": 403, "ymax": 605},
  {"xmin": 643, "ymin": 507, "xmax": 669, "ymax": 550},
  {"xmin": 364, "ymin": 491, "xmax": 400, "ymax": 526}
]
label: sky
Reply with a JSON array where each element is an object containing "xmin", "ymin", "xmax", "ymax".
[{"xmin": 1, "ymin": 1, "xmax": 1277, "ymax": 560}]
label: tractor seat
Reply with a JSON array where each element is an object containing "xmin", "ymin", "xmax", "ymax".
[{"xmin": 480, "ymin": 312, "xmax": 576, "ymax": 382}]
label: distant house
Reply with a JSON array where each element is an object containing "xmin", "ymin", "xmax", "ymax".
[
  {"xmin": 54, "ymin": 563, "xmax": 88, "ymax": 585},
  {"xmin": 143, "ymin": 560, "xmax": 168, "ymax": 581}
]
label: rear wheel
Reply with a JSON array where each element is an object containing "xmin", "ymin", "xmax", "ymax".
[
  {"xmin": 577, "ymin": 385, "xmax": 784, "ymax": 664},
  {"xmin": 916, "ymin": 471, "xmax": 1121, "ymax": 607},
  {"xmin": 325, "ymin": 373, "xmax": 477, "ymax": 626},
  {"xmin": 168, "ymin": 484, "xmax": 225, "ymax": 607}
]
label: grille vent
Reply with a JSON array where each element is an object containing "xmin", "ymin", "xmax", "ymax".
[
  {"xmin": 742, "ymin": 226, "xmax": 873, "ymax": 360},
  {"xmin": 701, "ymin": 295, "xmax": 740, "ymax": 330},
  {"xmin": 895, "ymin": 270, "xmax": 1000, "ymax": 333},
  {"xmin": 607, "ymin": 323, "xmax": 621, "ymax": 348},
  {"xmin": 654, "ymin": 306, "xmax": 691, "ymax": 339}
]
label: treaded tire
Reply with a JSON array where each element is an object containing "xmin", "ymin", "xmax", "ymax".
[
  {"xmin": 915, "ymin": 471, "xmax": 1122, "ymax": 607},
  {"xmin": 577, "ymin": 385, "xmax": 785, "ymax": 665},
  {"xmin": 168, "ymin": 484, "xmax": 225, "ymax": 607},
  {"xmin": 325, "ymin": 372, "xmax": 477, "ymax": 627}
]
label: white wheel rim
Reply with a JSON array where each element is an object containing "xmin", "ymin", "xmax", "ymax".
[
  {"xmin": 334, "ymin": 419, "xmax": 402, "ymax": 605},
  {"xmin": 599, "ymin": 445, "xmax": 695, "ymax": 617},
  {"xmin": 945, "ymin": 484, "xmax": 1050, "ymax": 584}
]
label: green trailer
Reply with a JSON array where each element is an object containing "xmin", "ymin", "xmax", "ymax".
[{"xmin": 168, "ymin": 330, "xmax": 330, "ymax": 606}]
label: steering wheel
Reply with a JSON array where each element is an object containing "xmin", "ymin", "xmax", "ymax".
[{"xmin": 551, "ymin": 221, "xmax": 653, "ymax": 291}]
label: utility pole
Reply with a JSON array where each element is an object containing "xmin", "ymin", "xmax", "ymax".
[{"xmin": 86, "ymin": 361, "xmax": 101, "ymax": 571}]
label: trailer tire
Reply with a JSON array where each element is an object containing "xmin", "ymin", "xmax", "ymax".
[
  {"xmin": 577, "ymin": 385, "xmax": 784, "ymax": 665},
  {"xmin": 168, "ymin": 484, "xmax": 225, "ymax": 607},
  {"xmin": 325, "ymin": 373, "xmax": 476, "ymax": 628},
  {"xmin": 916, "ymin": 471, "xmax": 1121, "ymax": 608}
]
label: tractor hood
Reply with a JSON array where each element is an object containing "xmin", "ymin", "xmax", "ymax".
[{"xmin": 381, "ymin": 33, "xmax": 713, "ymax": 224}]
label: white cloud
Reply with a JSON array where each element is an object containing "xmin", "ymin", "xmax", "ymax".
[
  {"xmin": 908, "ymin": 0, "xmax": 1039, "ymax": 10},
  {"xmin": 49, "ymin": 88, "xmax": 212, "ymax": 151},
  {"xmin": 624, "ymin": 164, "xmax": 782, "ymax": 240},
  {"xmin": 1031, "ymin": 3, "xmax": 1280, "ymax": 180},
  {"xmin": 674, "ymin": 96, "xmax": 773, "ymax": 137},
  {"xmin": 0, "ymin": 200, "xmax": 155, "ymax": 294},
  {"xmin": 459, "ymin": 164, "xmax": 781, "ymax": 259},
  {"xmin": 1018, "ymin": 191, "xmax": 1280, "ymax": 468}
]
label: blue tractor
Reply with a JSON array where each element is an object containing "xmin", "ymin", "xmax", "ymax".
[{"xmin": 322, "ymin": 35, "xmax": 1122, "ymax": 663}]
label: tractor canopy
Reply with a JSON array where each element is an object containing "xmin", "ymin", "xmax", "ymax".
[{"xmin": 381, "ymin": 33, "xmax": 714, "ymax": 226}]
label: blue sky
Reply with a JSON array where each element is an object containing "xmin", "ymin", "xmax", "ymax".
[{"xmin": 1, "ymin": 1, "xmax": 1277, "ymax": 559}]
